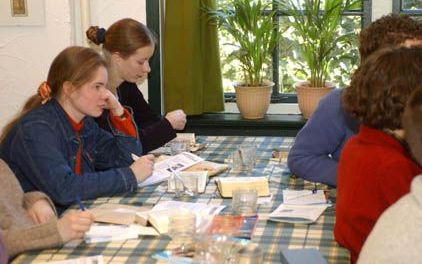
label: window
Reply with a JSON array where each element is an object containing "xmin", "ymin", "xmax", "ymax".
[
  {"xmin": 217, "ymin": 0, "xmax": 371, "ymax": 103},
  {"xmin": 393, "ymin": 0, "xmax": 422, "ymax": 15}
]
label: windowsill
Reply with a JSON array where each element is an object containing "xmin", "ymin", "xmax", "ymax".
[
  {"xmin": 224, "ymin": 102, "xmax": 301, "ymax": 115},
  {"xmin": 185, "ymin": 112, "xmax": 306, "ymax": 137}
]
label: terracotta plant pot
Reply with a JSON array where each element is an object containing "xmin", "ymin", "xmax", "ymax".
[
  {"xmin": 295, "ymin": 81, "xmax": 336, "ymax": 119},
  {"xmin": 234, "ymin": 81, "xmax": 274, "ymax": 119}
]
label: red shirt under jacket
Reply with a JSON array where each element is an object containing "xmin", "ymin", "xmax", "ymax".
[{"xmin": 334, "ymin": 125, "xmax": 421, "ymax": 263}]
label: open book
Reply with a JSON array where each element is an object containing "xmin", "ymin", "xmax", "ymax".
[
  {"xmin": 268, "ymin": 190, "xmax": 329, "ymax": 224},
  {"xmin": 138, "ymin": 152, "xmax": 203, "ymax": 187},
  {"xmin": 135, "ymin": 200, "xmax": 225, "ymax": 234}
]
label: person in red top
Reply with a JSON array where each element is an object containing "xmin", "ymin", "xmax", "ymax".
[{"xmin": 336, "ymin": 45, "xmax": 422, "ymax": 263}]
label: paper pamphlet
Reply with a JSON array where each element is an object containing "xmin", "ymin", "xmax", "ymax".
[
  {"xmin": 206, "ymin": 215, "xmax": 259, "ymax": 239},
  {"xmin": 85, "ymin": 224, "xmax": 157, "ymax": 243},
  {"xmin": 268, "ymin": 204, "xmax": 329, "ymax": 224},
  {"xmin": 38, "ymin": 255, "xmax": 103, "ymax": 264},
  {"xmin": 269, "ymin": 189, "xmax": 329, "ymax": 224},
  {"xmin": 282, "ymin": 190, "xmax": 327, "ymax": 205},
  {"xmin": 138, "ymin": 152, "xmax": 204, "ymax": 187},
  {"xmin": 135, "ymin": 200, "xmax": 226, "ymax": 234}
]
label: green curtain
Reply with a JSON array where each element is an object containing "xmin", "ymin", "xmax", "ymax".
[{"xmin": 163, "ymin": 0, "xmax": 224, "ymax": 114}]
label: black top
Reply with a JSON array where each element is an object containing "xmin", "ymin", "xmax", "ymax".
[{"xmin": 96, "ymin": 81, "xmax": 176, "ymax": 153}]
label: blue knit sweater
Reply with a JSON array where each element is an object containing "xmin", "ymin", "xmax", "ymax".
[{"xmin": 287, "ymin": 89, "xmax": 359, "ymax": 186}]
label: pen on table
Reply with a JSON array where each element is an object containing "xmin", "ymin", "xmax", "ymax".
[{"xmin": 75, "ymin": 195, "xmax": 86, "ymax": 211}]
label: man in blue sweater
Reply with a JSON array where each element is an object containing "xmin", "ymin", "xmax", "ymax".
[{"xmin": 287, "ymin": 14, "xmax": 422, "ymax": 186}]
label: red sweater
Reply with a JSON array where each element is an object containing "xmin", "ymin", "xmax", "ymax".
[{"xmin": 335, "ymin": 125, "xmax": 421, "ymax": 263}]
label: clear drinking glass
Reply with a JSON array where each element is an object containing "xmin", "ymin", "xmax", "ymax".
[
  {"xmin": 235, "ymin": 243, "xmax": 263, "ymax": 264},
  {"xmin": 232, "ymin": 189, "xmax": 258, "ymax": 216},
  {"xmin": 169, "ymin": 139, "xmax": 190, "ymax": 155},
  {"xmin": 168, "ymin": 212, "xmax": 196, "ymax": 256}
]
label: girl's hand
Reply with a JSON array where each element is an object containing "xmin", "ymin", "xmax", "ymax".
[
  {"xmin": 57, "ymin": 210, "xmax": 94, "ymax": 242},
  {"xmin": 27, "ymin": 199, "xmax": 57, "ymax": 224},
  {"xmin": 103, "ymin": 89, "xmax": 125, "ymax": 117},
  {"xmin": 130, "ymin": 154, "xmax": 155, "ymax": 182},
  {"xmin": 165, "ymin": 110, "xmax": 187, "ymax": 130}
]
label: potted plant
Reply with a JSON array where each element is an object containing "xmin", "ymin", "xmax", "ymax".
[
  {"xmin": 204, "ymin": 0, "xmax": 282, "ymax": 119},
  {"xmin": 279, "ymin": 0, "xmax": 359, "ymax": 119}
]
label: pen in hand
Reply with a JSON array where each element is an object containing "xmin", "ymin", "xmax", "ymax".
[
  {"xmin": 131, "ymin": 153, "xmax": 139, "ymax": 161},
  {"xmin": 75, "ymin": 195, "xmax": 86, "ymax": 211}
]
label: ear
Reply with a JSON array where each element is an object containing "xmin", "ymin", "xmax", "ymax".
[
  {"xmin": 62, "ymin": 81, "xmax": 75, "ymax": 97},
  {"xmin": 111, "ymin": 52, "xmax": 124, "ymax": 63}
]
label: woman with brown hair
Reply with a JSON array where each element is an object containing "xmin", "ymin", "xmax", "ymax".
[
  {"xmin": 86, "ymin": 18, "xmax": 187, "ymax": 154},
  {"xmin": 335, "ymin": 45, "xmax": 422, "ymax": 263},
  {"xmin": 0, "ymin": 46, "xmax": 154, "ymax": 213}
]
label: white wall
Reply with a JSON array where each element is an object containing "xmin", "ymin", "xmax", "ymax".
[{"xmin": 0, "ymin": 0, "xmax": 147, "ymax": 129}]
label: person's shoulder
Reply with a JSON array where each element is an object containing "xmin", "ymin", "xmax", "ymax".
[
  {"xmin": 318, "ymin": 88, "xmax": 343, "ymax": 107},
  {"xmin": 119, "ymin": 81, "xmax": 141, "ymax": 92},
  {"xmin": 410, "ymin": 175, "xmax": 422, "ymax": 204}
]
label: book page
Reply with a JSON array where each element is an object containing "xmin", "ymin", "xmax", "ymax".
[{"xmin": 138, "ymin": 152, "xmax": 204, "ymax": 187}]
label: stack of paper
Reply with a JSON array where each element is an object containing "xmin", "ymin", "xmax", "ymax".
[{"xmin": 268, "ymin": 190, "xmax": 329, "ymax": 224}]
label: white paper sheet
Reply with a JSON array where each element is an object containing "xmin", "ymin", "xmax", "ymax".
[{"xmin": 137, "ymin": 152, "xmax": 204, "ymax": 187}]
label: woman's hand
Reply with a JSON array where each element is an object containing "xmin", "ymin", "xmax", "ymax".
[
  {"xmin": 57, "ymin": 210, "xmax": 94, "ymax": 243},
  {"xmin": 165, "ymin": 110, "xmax": 187, "ymax": 130},
  {"xmin": 103, "ymin": 89, "xmax": 125, "ymax": 117},
  {"xmin": 27, "ymin": 199, "xmax": 57, "ymax": 224},
  {"xmin": 130, "ymin": 154, "xmax": 155, "ymax": 182}
]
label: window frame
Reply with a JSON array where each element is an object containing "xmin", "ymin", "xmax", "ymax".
[
  {"xmin": 393, "ymin": 0, "xmax": 422, "ymax": 15},
  {"xmin": 146, "ymin": 0, "xmax": 372, "ymax": 112}
]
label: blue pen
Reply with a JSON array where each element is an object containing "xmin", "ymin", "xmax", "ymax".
[{"xmin": 75, "ymin": 195, "xmax": 86, "ymax": 211}]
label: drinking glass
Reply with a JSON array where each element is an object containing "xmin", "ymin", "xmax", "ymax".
[
  {"xmin": 232, "ymin": 189, "xmax": 258, "ymax": 216},
  {"xmin": 168, "ymin": 212, "xmax": 196, "ymax": 256}
]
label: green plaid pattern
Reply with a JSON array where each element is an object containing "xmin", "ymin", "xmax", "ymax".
[{"xmin": 12, "ymin": 136, "xmax": 350, "ymax": 264}]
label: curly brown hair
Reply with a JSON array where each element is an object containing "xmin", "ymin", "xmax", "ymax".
[
  {"xmin": 403, "ymin": 87, "xmax": 422, "ymax": 165},
  {"xmin": 359, "ymin": 14, "xmax": 422, "ymax": 61},
  {"xmin": 342, "ymin": 45, "xmax": 422, "ymax": 130}
]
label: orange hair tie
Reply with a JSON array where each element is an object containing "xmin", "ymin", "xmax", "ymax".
[{"xmin": 38, "ymin": 81, "xmax": 52, "ymax": 104}]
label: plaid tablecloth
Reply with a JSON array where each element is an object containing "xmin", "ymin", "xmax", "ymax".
[{"xmin": 12, "ymin": 136, "xmax": 350, "ymax": 264}]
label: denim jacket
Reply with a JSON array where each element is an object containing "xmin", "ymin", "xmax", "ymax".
[{"xmin": 1, "ymin": 99, "xmax": 142, "ymax": 211}]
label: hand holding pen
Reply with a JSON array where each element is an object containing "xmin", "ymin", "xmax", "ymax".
[{"xmin": 130, "ymin": 153, "xmax": 155, "ymax": 182}]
